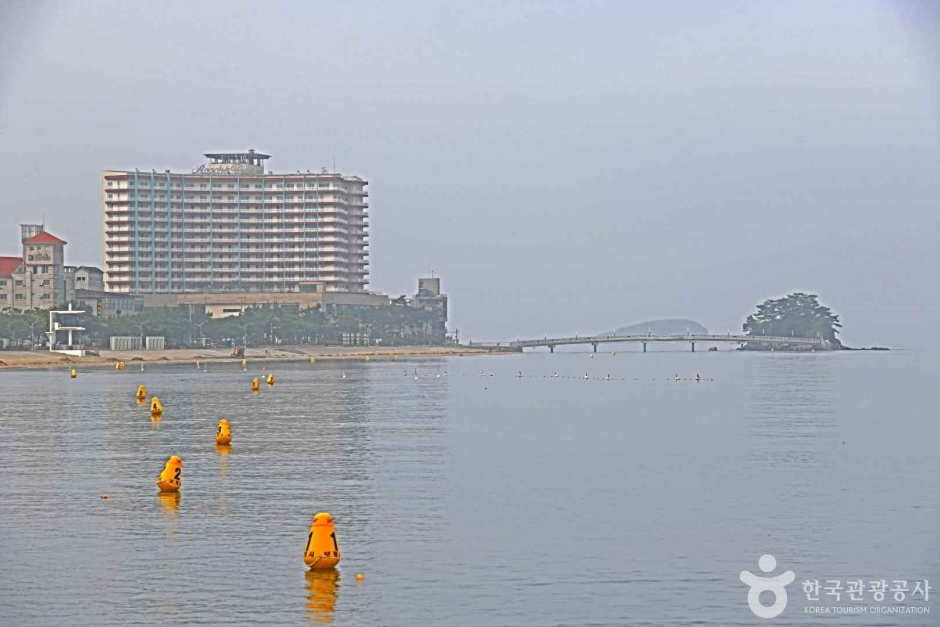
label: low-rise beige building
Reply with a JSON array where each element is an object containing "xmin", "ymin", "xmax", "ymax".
[{"xmin": 141, "ymin": 286, "xmax": 388, "ymax": 318}]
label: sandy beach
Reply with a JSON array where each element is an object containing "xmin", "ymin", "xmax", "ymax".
[{"xmin": 0, "ymin": 345, "xmax": 510, "ymax": 370}]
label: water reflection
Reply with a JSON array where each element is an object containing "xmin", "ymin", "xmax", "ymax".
[
  {"xmin": 156, "ymin": 491, "xmax": 181, "ymax": 519},
  {"xmin": 745, "ymin": 355, "xmax": 836, "ymax": 469},
  {"xmin": 304, "ymin": 569, "xmax": 340, "ymax": 625}
]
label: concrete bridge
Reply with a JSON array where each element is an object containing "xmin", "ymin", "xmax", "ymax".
[{"xmin": 473, "ymin": 334, "xmax": 823, "ymax": 353}]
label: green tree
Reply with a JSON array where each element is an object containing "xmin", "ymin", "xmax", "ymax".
[{"xmin": 743, "ymin": 293, "xmax": 842, "ymax": 347}]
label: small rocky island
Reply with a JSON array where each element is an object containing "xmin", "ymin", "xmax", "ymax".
[{"xmin": 741, "ymin": 292, "xmax": 882, "ymax": 350}]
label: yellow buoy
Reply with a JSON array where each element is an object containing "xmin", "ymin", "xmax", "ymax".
[
  {"xmin": 150, "ymin": 396, "xmax": 163, "ymax": 416},
  {"xmin": 70, "ymin": 368, "xmax": 77, "ymax": 378},
  {"xmin": 251, "ymin": 377, "xmax": 260, "ymax": 392},
  {"xmin": 101, "ymin": 494, "xmax": 110, "ymax": 500},
  {"xmin": 136, "ymin": 385, "xmax": 147, "ymax": 401},
  {"xmin": 364, "ymin": 356, "xmax": 371, "ymax": 362},
  {"xmin": 266, "ymin": 373, "xmax": 275, "ymax": 386},
  {"xmin": 355, "ymin": 573, "xmax": 363, "ymax": 581},
  {"xmin": 393, "ymin": 355, "xmax": 399, "ymax": 361},
  {"xmin": 216, "ymin": 418, "xmax": 232, "ymax": 445},
  {"xmin": 156, "ymin": 455, "xmax": 182, "ymax": 492},
  {"xmin": 303, "ymin": 512, "xmax": 341, "ymax": 570},
  {"xmin": 115, "ymin": 363, "xmax": 120, "ymax": 371},
  {"xmin": 589, "ymin": 354, "xmax": 594, "ymax": 359}
]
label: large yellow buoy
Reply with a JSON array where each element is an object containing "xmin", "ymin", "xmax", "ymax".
[
  {"xmin": 303, "ymin": 512, "xmax": 341, "ymax": 570},
  {"xmin": 150, "ymin": 397, "xmax": 163, "ymax": 417},
  {"xmin": 216, "ymin": 418, "xmax": 232, "ymax": 445},
  {"xmin": 70, "ymin": 368, "xmax": 77, "ymax": 378},
  {"xmin": 136, "ymin": 385, "xmax": 147, "ymax": 401},
  {"xmin": 251, "ymin": 377, "xmax": 260, "ymax": 392},
  {"xmin": 156, "ymin": 455, "xmax": 182, "ymax": 492},
  {"xmin": 266, "ymin": 373, "xmax": 275, "ymax": 386}
]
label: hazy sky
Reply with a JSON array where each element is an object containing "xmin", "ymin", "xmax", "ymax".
[{"xmin": 1, "ymin": 0, "xmax": 938, "ymax": 347}]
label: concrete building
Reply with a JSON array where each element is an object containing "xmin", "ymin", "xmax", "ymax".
[
  {"xmin": 102, "ymin": 149, "xmax": 369, "ymax": 295},
  {"xmin": 71, "ymin": 266, "xmax": 105, "ymax": 292},
  {"xmin": 0, "ymin": 225, "xmax": 70, "ymax": 310},
  {"xmin": 409, "ymin": 277, "xmax": 449, "ymax": 339},
  {"xmin": 140, "ymin": 286, "xmax": 388, "ymax": 318},
  {"xmin": 74, "ymin": 289, "xmax": 145, "ymax": 318}
]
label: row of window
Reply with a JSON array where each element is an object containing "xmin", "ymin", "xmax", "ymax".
[
  {"xmin": 0, "ymin": 293, "xmax": 51, "ymax": 300},
  {"xmin": 0, "ymin": 278, "xmax": 52, "ymax": 286},
  {"xmin": 107, "ymin": 181, "xmax": 359, "ymax": 191},
  {"xmin": 107, "ymin": 193, "xmax": 355, "ymax": 201}
]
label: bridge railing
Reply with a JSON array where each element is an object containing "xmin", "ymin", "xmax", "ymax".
[{"xmin": 507, "ymin": 334, "xmax": 822, "ymax": 347}]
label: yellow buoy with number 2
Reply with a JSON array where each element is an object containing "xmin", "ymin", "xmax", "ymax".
[
  {"xmin": 156, "ymin": 455, "xmax": 182, "ymax": 492},
  {"xmin": 266, "ymin": 373, "xmax": 275, "ymax": 386},
  {"xmin": 216, "ymin": 419, "xmax": 232, "ymax": 445},
  {"xmin": 251, "ymin": 378, "xmax": 260, "ymax": 392},
  {"xmin": 136, "ymin": 385, "xmax": 147, "ymax": 401},
  {"xmin": 303, "ymin": 512, "xmax": 341, "ymax": 570}
]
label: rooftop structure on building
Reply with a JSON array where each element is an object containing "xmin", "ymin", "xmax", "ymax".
[{"xmin": 103, "ymin": 149, "xmax": 369, "ymax": 296}]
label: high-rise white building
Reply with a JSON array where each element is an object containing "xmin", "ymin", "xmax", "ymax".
[{"xmin": 103, "ymin": 150, "xmax": 369, "ymax": 294}]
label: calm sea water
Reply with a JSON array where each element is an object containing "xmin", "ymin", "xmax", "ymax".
[{"xmin": 1, "ymin": 350, "xmax": 937, "ymax": 626}]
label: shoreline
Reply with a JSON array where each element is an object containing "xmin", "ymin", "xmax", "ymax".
[{"xmin": 0, "ymin": 345, "xmax": 510, "ymax": 370}]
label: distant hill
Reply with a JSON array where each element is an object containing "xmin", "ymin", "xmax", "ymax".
[{"xmin": 605, "ymin": 319, "xmax": 708, "ymax": 337}]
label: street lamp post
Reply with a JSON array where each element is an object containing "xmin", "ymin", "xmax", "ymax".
[
  {"xmin": 136, "ymin": 322, "xmax": 147, "ymax": 350},
  {"xmin": 194, "ymin": 320, "xmax": 209, "ymax": 347},
  {"xmin": 27, "ymin": 320, "xmax": 39, "ymax": 349},
  {"xmin": 240, "ymin": 323, "xmax": 250, "ymax": 348}
]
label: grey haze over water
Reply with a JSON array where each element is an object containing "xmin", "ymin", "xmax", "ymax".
[{"xmin": 0, "ymin": 1, "xmax": 938, "ymax": 346}]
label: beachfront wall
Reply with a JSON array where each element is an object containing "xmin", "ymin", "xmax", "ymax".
[{"xmin": 110, "ymin": 336, "xmax": 142, "ymax": 351}]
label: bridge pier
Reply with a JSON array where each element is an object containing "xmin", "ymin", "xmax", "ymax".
[
  {"xmin": 592, "ymin": 343, "xmax": 598, "ymax": 353},
  {"xmin": 549, "ymin": 345, "xmax": 554, "ymax": 354},
  {"xmin": 691, "ymin": 342, "xmax": 695, "ymax": 353},
  {"xmin": 642, "ymin": 342, "xmax": 647, "ymax": 353}
]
